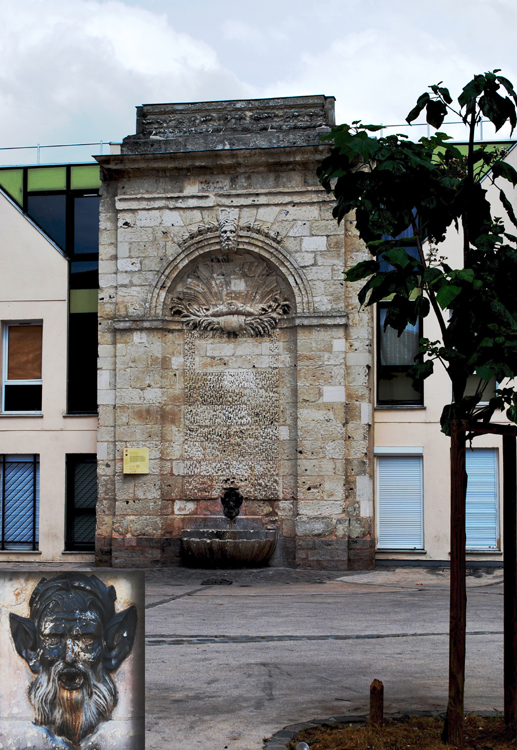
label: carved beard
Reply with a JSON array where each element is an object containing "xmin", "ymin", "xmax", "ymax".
[{"xmin": 29, "ymin": 661, "xmax": 117, "ymax": 746}]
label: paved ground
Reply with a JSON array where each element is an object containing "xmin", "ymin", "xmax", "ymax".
[
  {"xmin": 2, "ymin": 562, "xmax": 505, "ymax": 750},
  {"xmin": 143, "ymin": 564, "xmax": 505, "ymax": 750}
]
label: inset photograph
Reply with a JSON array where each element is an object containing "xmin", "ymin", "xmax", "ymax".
[{"xmin": 0, "ymin": 570, "xmax": 144, "ymax": 749}]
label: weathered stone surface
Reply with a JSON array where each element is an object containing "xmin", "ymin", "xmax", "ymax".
[
  {"xmin": 122, "ymin": 96, "xmax": 335, "ymax": 154},
  {"xmin": 96, "ymin": 96, "xmax": 373, "ymax": 570}
]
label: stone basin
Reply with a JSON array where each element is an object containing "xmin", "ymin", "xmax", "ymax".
[{"xmin": 181, "ymin": 529, "xmax": 277, "ymax": 568}]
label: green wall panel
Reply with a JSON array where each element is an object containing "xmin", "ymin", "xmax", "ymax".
[
  {"xmin": 70, "ymin": 289, "xmax": 98, "ymax": 313},
  {"xmin": 71, "ymin": 165, "xmax": 101, "ymax": 190},
  {"xmin": 0, "ymin": 169, "xmax": 23, "ymax": 204},
  {"xmin": 28, "ymin": 167, "xmax": 67, "ymax": 191}
]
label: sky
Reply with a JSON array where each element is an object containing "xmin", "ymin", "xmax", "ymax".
[{"xmin": 1, "ymin": 0, "xmax": 516, "ymax": 163}]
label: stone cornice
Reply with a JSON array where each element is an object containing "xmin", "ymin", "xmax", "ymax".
[
  {"xmin": 95, "ymin": 144, "xmax": 332, "ymax": 180},
  {"xmin": 114, "ymin": 186, "xmax": 334, "ymax": 210},
  {"xmin": 112, "ymin": 310, "xmax": 348, "ymax": 331}
]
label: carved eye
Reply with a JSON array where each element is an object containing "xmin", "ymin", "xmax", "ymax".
[
  {"xmin": 79, "ymin": 636, "xmax": 94, "ymax": 646},
  {"xmin": 45, "ymin": 636, "xmax": 60, "ymax": 646}
]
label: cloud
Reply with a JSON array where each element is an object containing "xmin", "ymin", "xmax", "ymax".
[
  {"xmin": 261, "ymin": 21, "xmax": 517, "ymax": 139},
  {"xmin": 0, "ymin": 0, "xmax": 250, "ymax": 151}
]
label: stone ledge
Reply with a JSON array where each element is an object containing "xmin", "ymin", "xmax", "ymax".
[{"xmin": 114, "ymin": 186, "xmax": 334, "ymax": 210}]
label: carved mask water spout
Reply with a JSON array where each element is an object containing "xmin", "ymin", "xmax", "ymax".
[{"xmin": 221, "ymin": 488, "xmax": 244, "ymax": 522}]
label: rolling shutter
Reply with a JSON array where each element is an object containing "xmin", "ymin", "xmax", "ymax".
[
  {"xmin": 377, "ymin": 455, "xmax": 423, "ymax": 549},
  {"xmin": 466, "ymin": 448, "xmax": 498, "ymax": 549}
]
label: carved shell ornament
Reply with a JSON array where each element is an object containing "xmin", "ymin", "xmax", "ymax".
[{"xmin": 170, "ymin": 256, "xmax": 291, "ymax": 336}]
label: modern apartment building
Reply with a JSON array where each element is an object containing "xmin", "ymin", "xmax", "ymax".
[{"xmin": 0, "ymin": 164, "xmax": 100, "ymax": 562}]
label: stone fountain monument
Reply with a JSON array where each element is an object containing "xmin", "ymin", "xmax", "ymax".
[{"xmin": 95, "ymin": 95, "xmax": 374, "ymax": 570}]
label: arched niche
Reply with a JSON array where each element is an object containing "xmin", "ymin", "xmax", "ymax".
[{"xmin": 147, "ymin": 224, "xmax": 314, "ymax": 320}]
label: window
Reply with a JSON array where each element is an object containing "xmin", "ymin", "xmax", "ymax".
[
  {"xmin": 2, "ymin": 323, "xmax": 43, "ymax": 413},
  {"xmin": 464, "ymin": 375, "xmax": 497, "ymax": 405},
  {"xmin": 376, "ymin": 453, "xmax": 424, "ymax": 550},
  {"xmin": 377, "ymin": 305, "xmax": 423, "ymax": 405},
  {"xmin": 466, "ymin": 448, "xmax": 499, "ymax": 550},
  {"xmin": 67, "ymin": 313, "xmax": 98, "ymax": 414},
  {"xmin": 65, "ymin": 454, "xmax": 97, "ymax": 551},
  {"xmin": 26, "ymin": 194, "xmax": 67, "ymax": 250},
  {"xmin": 0, "ymin": 455, "xmax": 39, "ymax": 550}
]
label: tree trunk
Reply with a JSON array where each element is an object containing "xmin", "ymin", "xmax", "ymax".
[
  {"xmin": 443, "ymin": 421, "xmax": 467, "ymax": 746},
  {"xmin": 504, "ymin": 435, "xmax": 517, "ymax": 734}
]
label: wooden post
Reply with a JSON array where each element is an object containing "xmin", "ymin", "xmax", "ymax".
[
  {"xmin": 504, "ymin": 435, "xmax": 517, "ymax": 734},
  {"xmin": 444, "ymin": 421, "xmax": 467, "ymax": 746},
  {"xmin": 369, "ymin": 678, "xmax": 384, "ymax": 728}
]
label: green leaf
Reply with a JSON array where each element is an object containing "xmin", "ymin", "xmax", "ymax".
[
  {"xmin": 382, "ymin": 247, "xmax": 415, "ymax": 269},
  {"xmin": 408, "ymin": 359, "xmax": 434, "ymax": 380},
  {"xmin": 436, "ymin": 283, "xmax": 461, "ymax": 309},
  {"xmin": 499, "ymin": 189, "xmax": 517, "ymax": 229},
  {"xmin": 507, "ymin": 405, "xmax": 517, "ymax": 424},
  {"xmin": 492, "ymin": 160, "xmax": 517, "ymax": 186},
  {"xmin": 476, "ymin": 364, "xmax": 498, "ymax": 381},
  {"xmin": 479, "ymin": 91, "xmax": 508, "ymax": 131},
  {"xmin": 458, "ymin": 74, "xmax": 486, "ymax": 111},
  {"xmin": 426, "ymin": 99, "xmax": 448, "ymax": 129},
  {"xmin": 344, "ymin": 260, "xmax": 380, "ymax": 282},
  {"xmin": 457, "ymin": 268, "xmax": 475, "ymax": 283},
  {"xmin": 406, "ymin": 92, "xmax": 431, "ymax": 124}
]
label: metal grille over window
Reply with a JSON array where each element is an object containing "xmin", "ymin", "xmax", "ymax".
[
  {"xmin": 66, "ymin": 455, "xmax": 97, "ymax": 551},
  {"xmin": 0, "ymin": 455, "xmax": 39, "ymax": 550}
]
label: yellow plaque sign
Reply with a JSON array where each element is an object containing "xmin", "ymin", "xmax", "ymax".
[{"xmin": 123, "ymin": 448, "xmax": 149, "ymax": 474}]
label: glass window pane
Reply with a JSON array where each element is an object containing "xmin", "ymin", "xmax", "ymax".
[
  {"xmin": 67, "ymin": 313, "xmax": 98, "ymax": 413},
  {"xmin": 378, "ymin": 374, "xmax": 422, "ymax": 404},
  {"xmin": 27, "ymin": 194, "xmax": 66, "ymax": 249},
  {"xmin": 4, "ymin": 385, "xmax": 42, "ymax": 412},
  {"xmin": 66, "ymin": 455, "xmax": 97, "ymax": 551},
  {"xmin": 70, "ymin": 261, "xmax": 98, "ymax": 289},
  {"xmin": 74, "ymin": 196, "xmax": 99, "ymax": 254},
  {"xmin": 379, "ymin": 308, "xmax": 419, "ymax": 366},
  {"xmin": 8, "ymin": 325, "xmax": 42, "ymax": 380},
  {"xmin": 73, "ymin": 462, "xmax": 97, "ymax": 509},
  {"xmin": 465, "ymin": 375, "xmax": 497, "ymax": 403}
]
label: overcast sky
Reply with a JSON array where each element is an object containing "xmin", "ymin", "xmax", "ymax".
[{"xmin": 1, "ymin": 0, "xmax": 516, "ymax": 163}]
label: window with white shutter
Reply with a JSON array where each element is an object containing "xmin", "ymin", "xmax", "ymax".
[
  {"xmin": 466, "ymin": 448, "xmax": 498, "ymax": 550},
  {"xmin": 377, "ymin": 454, "xmax": 424, "ymax": 550}
]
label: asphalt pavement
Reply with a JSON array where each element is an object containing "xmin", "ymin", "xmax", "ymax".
[
  {"xmin": 1, "ymin": 562, "xmax": 504, "ymax": 750},
  {"xmin": 143, "ymin": 564, "xmax": 504, "ymax": 750}
]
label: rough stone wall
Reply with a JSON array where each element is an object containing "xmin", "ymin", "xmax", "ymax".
[
  {"xmin": 95, "ymin": 98, "xmax": 374, "ymax": 570},
  {"xmin": 343, "ymin": 213, "xmax": 374, "ymax": 569}
]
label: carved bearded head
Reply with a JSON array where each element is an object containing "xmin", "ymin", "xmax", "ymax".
[
  {"xmin": 218, "ymin": 209, "xmax": 238, "ymax": 251},
  {"xmin": 9, "ymin": 573, "xmax": 137, "ymax": 747}
]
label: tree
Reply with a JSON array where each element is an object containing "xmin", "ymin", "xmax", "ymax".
[{"xmin": 317, "ymin": 71, "xmax": 517, "ymax": 746}]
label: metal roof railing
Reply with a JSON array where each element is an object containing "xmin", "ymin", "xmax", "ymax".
[
  {"xmin": 377, "ymin": 117, "xmax": 515, "ymax": 142},
  {"xmin": 0, "ymin": 140, "xmax": 118, "ymax": 166}
]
